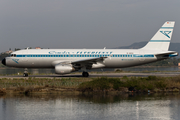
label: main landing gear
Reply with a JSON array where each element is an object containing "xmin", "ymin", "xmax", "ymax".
[
  {"xmin": 23, "ymin": 68, "xmax": 28, "ymax": 77},
  {"xmin": 82, "ymin": 72, "xmax": 89, "ymax": 77}
]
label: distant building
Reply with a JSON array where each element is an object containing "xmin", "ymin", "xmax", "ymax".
[
  {"xmin": 5, "ymin": 50, "xmax": 13, "ymax": 54},
  {"xmin": 35, "ymin": 47, "xmax": 41, "ymax": 49},
  {"xmin": 178, "ymin": 63, "xmax": 180, "ymax": 67}
]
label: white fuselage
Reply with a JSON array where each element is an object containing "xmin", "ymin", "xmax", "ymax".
[{"xmin": 6, "ymin": 49, "xmax": 161, "ymax": 69}]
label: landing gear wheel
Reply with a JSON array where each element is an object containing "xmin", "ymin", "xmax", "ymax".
[
  {"xmin": 82, "ymin": 72, "xmax": 89, "ymax": 77},
  {"xmin": 23, "ymin": 68, "xmax": 28, "ymax": 77},
  {"xmin": 23, "ymin": 73, "xmax": 28, "ymax": 77}
]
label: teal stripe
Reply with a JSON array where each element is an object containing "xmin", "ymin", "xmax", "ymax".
[
  {"xmin": 150, "ymin": 40, "xmax": 170, "ymax": 42},
  {"xmin": 161, "ymin": 27, "xmax": 173, "ymax": 29},
  {"xmin": 169, "ymin": 54, "xmax": 178, "ymax": 57},
  {"xmin": 16, "ymin": 54, "xmax": 155, "ymax": 58}
]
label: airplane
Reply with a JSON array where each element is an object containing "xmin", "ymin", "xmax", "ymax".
[{"xmin": 1, "ymin": 21, "xmax": 178, "ymax": 77}]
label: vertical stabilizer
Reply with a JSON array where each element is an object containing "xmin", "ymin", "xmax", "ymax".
[{"xmin": 141, "ymin": 21, "xmax": 175, "ymax": 51}]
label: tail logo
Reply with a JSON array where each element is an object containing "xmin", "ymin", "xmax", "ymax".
[{"xmin": 160, "ymin": 31, "xmax": 171, "ymax": 38}]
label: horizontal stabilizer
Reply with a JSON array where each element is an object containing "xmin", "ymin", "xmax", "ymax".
[{"xmin": 155, "ymin": 51, "xmax": 178, "ymax": 57}]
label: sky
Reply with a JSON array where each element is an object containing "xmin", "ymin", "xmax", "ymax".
[{"xmin": 0, "ymin": 0, "xmax": 180, "ymax": 52}]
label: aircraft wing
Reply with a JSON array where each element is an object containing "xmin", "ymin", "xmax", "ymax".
[
  {"xmin": 71, "ymin": 57, "xmax": 107, "ymax": 64},
  {"xmin": 71, "ymin": 57, "xmax": 107, "ymax": 69}
]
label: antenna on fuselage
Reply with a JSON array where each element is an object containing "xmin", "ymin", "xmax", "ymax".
[{"xmin": 104, "ymin": 47, "xmax": 106, "ymax": 49}]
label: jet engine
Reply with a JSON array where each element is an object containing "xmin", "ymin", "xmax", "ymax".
[{"xmin": 55, "ymin": 64, "xmax": 75, "ymax": 74}]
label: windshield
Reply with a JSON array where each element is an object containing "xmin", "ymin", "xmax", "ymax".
[{"xmin": 10, "ymin": 54, "xmax": 16, "ymax": 57}]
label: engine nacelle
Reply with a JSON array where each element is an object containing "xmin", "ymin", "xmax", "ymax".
[{"xmin": 55, "ymin": 64, "xmax": 75, "ymax": 74}]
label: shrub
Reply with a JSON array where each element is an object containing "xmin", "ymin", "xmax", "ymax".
[
  {"xmin": 155, "ymin": 81, "xmax": 167, "ymax": 89},
  {"xmin": 78, "ymin": 77, "xmax": 124, "ymax": 91}
]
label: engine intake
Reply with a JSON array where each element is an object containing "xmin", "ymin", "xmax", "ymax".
[{"xmin": 55, "ymin": 64, "xmax": 75, "ymax": 74}]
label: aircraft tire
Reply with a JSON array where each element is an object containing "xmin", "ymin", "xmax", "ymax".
[
  {"xmin": 82, "ymin": 72, "xmax": 89, "ymax": 77},
  {"xmin": 23, "ymin": 73, "xmax": 28, "ymax": 77}
]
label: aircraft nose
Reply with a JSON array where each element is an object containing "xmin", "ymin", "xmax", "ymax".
[{"xmin": 2, "ymin": 58, "xmax": 6, "ymax": 66}]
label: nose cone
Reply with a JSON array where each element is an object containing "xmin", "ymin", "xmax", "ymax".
[{"xmin": 2, "ymin": 58, "xmax": 6, "ymax": 66}]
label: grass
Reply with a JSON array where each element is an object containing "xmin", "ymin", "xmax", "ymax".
[
  {"xmin": 122, "ymin": 76, "xmax": 167, "ymax": 91},
  {"xmin": 1, "ymin": 76, "xmax": 180, "ymax": 94},
  {"xmin": 0, "ymin": 77, "xmax": 91, "ymax": 89},
  {"xmin": 78, "ymin": 76, "xmax": 180, "ymax": 93},
  {"xmin": 78, "ymin": 77, "xmax": 124, "ymax": 92}
]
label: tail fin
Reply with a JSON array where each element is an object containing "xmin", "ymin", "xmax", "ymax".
[{"xmin": 141, "ymin": 21, "xmax": 175, "ymax": 51}]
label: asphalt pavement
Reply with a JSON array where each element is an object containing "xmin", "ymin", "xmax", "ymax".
[{"xmin": 0, "ymin": 72, "xmax": 179, "ymax": 78}]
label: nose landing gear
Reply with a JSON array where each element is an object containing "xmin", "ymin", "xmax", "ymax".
[{"xmin": 23, "ymin": 68, "xmax": 28, "ymax": 77}]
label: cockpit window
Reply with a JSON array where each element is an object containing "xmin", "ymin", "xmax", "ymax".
[{"xmin": 10, "ymin": 54, "xmax": 16, "ymax": 57}]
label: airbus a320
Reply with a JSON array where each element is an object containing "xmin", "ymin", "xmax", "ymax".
[{"xmin": 2, "ymin": 21, "xmax": 178, "ymax": 77}]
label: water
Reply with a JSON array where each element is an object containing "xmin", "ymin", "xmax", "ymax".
[
  {"xmin": 1, "ymin": 67, "xmax": 180, "ymax": 75},
  {"xmin": 0, "ymin": 94, "xmax": 180, "ymax": 120}
]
